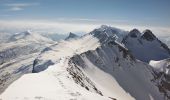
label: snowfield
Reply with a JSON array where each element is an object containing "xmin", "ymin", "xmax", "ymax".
[{"xmin": 0, "ymin": 58, "xmax": 110, "ymax": 100}]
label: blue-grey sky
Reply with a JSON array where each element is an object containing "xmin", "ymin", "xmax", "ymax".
[
  {"xmin": 0, "ymin": 0, "xmax": 170, "ymax": 26},
  {"xmin": 0, "ymin": 0, "xmax": 170, "ymax": 34}
]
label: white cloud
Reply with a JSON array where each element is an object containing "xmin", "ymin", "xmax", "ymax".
[
  {"xmin": 0, "ymin": 19, "xmax": 169, "ymax": 37},
  {"xmin": 4, "ymin": 3, "xmax": 39, "ymax": 11},
  {"xmin": 55, "ymin": 18, "xmax": 128, "ymax": 24},
  {"xmin": 9, "ymin": 6, "xmax": 23, "ymax": 11},
  {"xmin": 0, "ymin": 20, "xmax": 98, "ymax": 34}
]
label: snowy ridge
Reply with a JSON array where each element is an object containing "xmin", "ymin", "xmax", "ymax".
[
  {"xmin": 0, "ymin": 58, "xmax": 111, "ymax": 100},
  {"xmin": 69, "ymin": 40, "xmax": 163, "ymax": 100},
  {"xmin": 1, "ymin": 25, "xmax": 170, "ymax": 100},
  {"xmin": 32, "ymin": 34, "xmax": 100, "ymax": 72}
]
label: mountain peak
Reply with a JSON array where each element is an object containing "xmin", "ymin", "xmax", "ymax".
[
  {"xmin": 128, "ymin": 29, "xmax": 141, "ymax": 38},
  {"xmin": 65, "ymin": 32, "xmax": 78, "ymax": 40},
  {"xmin": 8, "ymin": 30, "xmax": 53, "ymax": 43},
  {"xmin": 100, "ymin": 25, "xmax": 110, "ymax": 29},
  {"xmin": 10, "ymin": 30, "xmax": 33, "ymax": 41},
  {"xmin": 142, "ymin": 29, "xmax": 156, "ymax": 41}
]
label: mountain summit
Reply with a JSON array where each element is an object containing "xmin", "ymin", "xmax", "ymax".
[
  {"xmin": 122, "ymin": 29, "xmax": 170, "ymax": 62},
  {"xmin": 65, "ymin": 32, "xmax": 79, "ymax": 40},
  {"xmin": 141, "ymin": 29, "xmax": 156, "ymax": 41}
]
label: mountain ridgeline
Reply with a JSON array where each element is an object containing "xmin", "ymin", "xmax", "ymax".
[{"xmin": 1, "ymin": 25, "xmax": 170, "ymax": 100}]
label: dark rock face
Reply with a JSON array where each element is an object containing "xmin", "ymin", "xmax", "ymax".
[
  {"xmin": 67, "ymin": 59, "xmax": 103, "ymax": 96},
  {"xmin": 90, "ymin": 25, "xmax": 127, "ymax": 44},
  {"xmin": 142, "ymin": 30, "xmax": 156, "ymax": 41},
  {"xmin": 32, "ymin": 59, "xmax": 54, "ymax": 73},
  {"xmin": 159, "ymin": 40, "xmax": 170, "ymax": 54},
  {"xmin": 153, "ymin": 72, "xmax": 170, "ymax": 99},
  {"xmin": 129, "ymin": 29, "xmax": 141, "ymax": 38},
  {"xmin": 90, "ymin": 29, "xmax": 109, "ymax": 43}
]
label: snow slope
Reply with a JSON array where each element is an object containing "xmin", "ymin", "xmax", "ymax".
[
  {"xmin": 70, "ymin": 39, "xmax": 164, "ymax": 100},
  {"xmin": 32, "ymin": 34, "xmax": 99, "ymax": 72},
  {"xmin": 0, "ymin": 58, "xmax": 111, "ymax": 100}
]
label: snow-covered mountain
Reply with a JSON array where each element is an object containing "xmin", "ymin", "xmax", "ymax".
[
  {"xmin": 0, "ymin": 30, "xmax": 55, "ymax": 94},
  {"xmin": 1, "ymin": 25, "xmax": 170, "ymax": 100},
  {"xmin": 122, "ymin": 29, "xmax": 170, "ymax": 63},
  {"xmin": 9, "ymin": 30, "xmax": 54, "ymax": 43},
  {"xmin": 90, "ymin": 25, "xmax": 128, "ymax": 44},
  {"xmin": 69, "ymin": 40, "xmax": 163, "ymax": 100}
]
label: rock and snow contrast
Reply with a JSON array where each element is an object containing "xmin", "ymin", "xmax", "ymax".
[
  {"xmin": 0, "ymin": 25, "xmax": 170, "ymax": 100},
  {"xmin": 122, "ymin": 29, "xmax": 170, "ymax": 63},
  {"xmin": 149, "ymin": 59, "xmax": 170, "ymax": 98}
]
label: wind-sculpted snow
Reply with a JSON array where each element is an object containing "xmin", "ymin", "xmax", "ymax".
[{"xmin": 32, "ymin": 34, "xmax": 100, "ymax": 72}]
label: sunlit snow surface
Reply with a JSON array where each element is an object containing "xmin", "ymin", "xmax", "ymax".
[
  {"xmin": 38, "ymin": 34, "xmax": 100, "ymax": 62},
  {"xmin": 0, "ymin": 58, "xmax": 110, "ymax": 100},
  {"xmin": 150, "ymin": 59, "xmax": 170, "ymax": 75},
  {"xmin": 0, "ymin": 34, "xmax": 164, "ymax": 100},
  {"xmin": 0, "ymin": 35, "xmax": 110, "ymax": 100}
]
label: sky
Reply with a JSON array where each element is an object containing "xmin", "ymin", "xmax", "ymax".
[{"xmin": 0, "ymin": 0, "xmax": 170, "ymax": 35}]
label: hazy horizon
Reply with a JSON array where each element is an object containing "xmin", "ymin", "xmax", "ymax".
[{"xmin": 0, "ymin": 0, "xmax": 170, "ymax": 36}]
